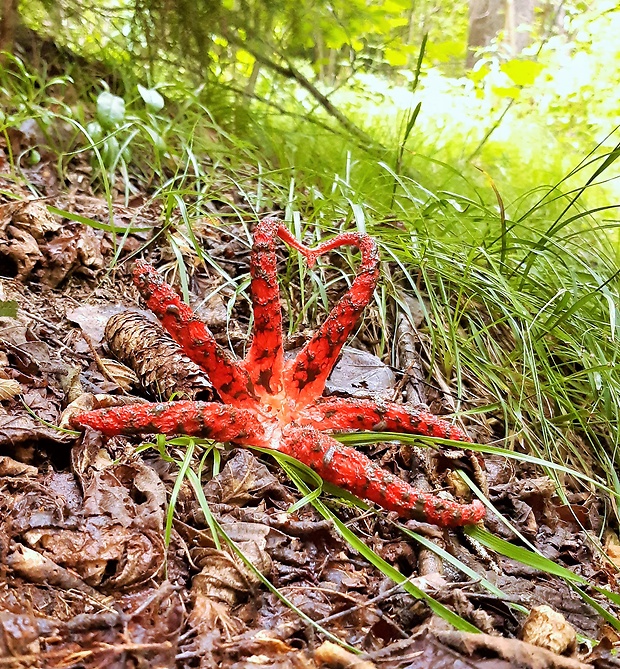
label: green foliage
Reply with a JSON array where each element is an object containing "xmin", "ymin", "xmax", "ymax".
[
  {"xmin": 96, "ymin": 91, "xmax": 126, "ymax": 128},
  {"xmin": 137, "ymin": 84, "xmax": 165, "ymax": 112},
  {"xmin": 11, "ymin": 0, "xmax": 620, "ymax": 209},
  {"xmin": 0, "ymin": 301, "xmax": 18, "ymax": 318},
  {"xmin": 499, "ymin": 59, "xmax": 544, "ymax": 86}
]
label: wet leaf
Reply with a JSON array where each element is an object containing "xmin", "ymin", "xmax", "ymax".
[
  {"xmin": 436, "ymin": 629, "xmax": 588, "ymax": 669},
  {"xmin": 0, "ymin": 611, "xmax": 42, "ymax": 656},
  {"xmin": 0, "ymin": 200, "xmax": 104, "ymax": 286},
  {"xmin": 191, "ymin": 544, "xmax": 270, "ymax": 606},
  {"xmin": 0, "ymin": 407, "xmax": 73, "ymax": 447},
  {"xmin": 325, "ymin": 346, "xmax": 396, "ymax": 401},
  {"xmin": 7, "ymin": 544, "xmax": 107, "ymax": 601},
  {"xmin": 66, "ymin": 303, "xmax": 132, "ymax": 345},
  {"xmin": 23, "ymin": 523, "xmax": 165, "ymax": 589},
  {"xmin": 0, "ymin": 455, "xmax": 37, "ymax": 476},
  {"xmin": 81, "ymin": 463, "xmax": 166, "ymax": 530},
  {"xmin": 204, "ymin": 449, "xmax": 295, "ymax": 505}
]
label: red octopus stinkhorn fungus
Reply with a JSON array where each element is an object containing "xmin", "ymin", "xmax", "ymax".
[{"xmin": 71, "ymin": 218, "xmax": 485, "ymax": 527}]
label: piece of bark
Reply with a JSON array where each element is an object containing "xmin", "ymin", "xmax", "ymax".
[
  {"xmin": 395, "ymin": 297, "xmax": 443, "ymax": 576},
  {"xmin": 394, "ymin": 291, "xmax": 427, "ymax": 405}
]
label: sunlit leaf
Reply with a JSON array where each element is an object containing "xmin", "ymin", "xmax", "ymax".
[
  {"xmin": 101, "ymin": 135, "xmax": 120, "ymax": 167},
  {"xmin": 325, "ymin": 26, "xmax": 348, "ymax": 51},
  {"xmin": 385, "ymin": 47, "xmax": 408, "ymax": 67},
  {"xmin": 85, "ymin": 121, "xmax": 103, "ymax": 142},
  {"xmin": 469, "ymin": 63, "xmax": 490, "ymax": 84},
  {"xmin": 138, "ymin": 84, "xmax": 165, "ymax": 112},
  {"xmin": 426, "ymin": 40, "xmax": 463, "ymax": 63},
  {"xmin": 235, "ymin": 49, "xmax": 256, "ymax": 66},
  {"xmin": 500, "ymin": 59, "xmax": 545, "ymax": 87},
  {"xmin": 383, "ymin": 0, "xmax": 410, "ymax": 11},
  {"xmin": 491, "ymin": 85, "xmax": 521, "ymax": 99}
]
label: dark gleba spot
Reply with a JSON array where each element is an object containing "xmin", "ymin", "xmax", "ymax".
[
  {"xmin": 258, "ymin": 369, "xmax": 273, "ymax": 390},
  {"xmin": 301, "ymin": 367, "xmax": 320, "ymax": 386}
]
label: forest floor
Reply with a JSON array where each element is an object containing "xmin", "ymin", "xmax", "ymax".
[{"xmin": 1, "ymin": 129, "xmax": 620, "ymax": 669}]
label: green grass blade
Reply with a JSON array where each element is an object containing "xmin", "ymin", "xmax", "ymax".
[
  {"xmin": 165, "ymin": 440, "xmax": 195, "ymax": 548},
  {"xmin": 271, "ymin": 456, "xmax": 480, "ymax": 633},
  {"xmin": 465, "ymin": 526, "xmax": 620, "ymax": 613}
]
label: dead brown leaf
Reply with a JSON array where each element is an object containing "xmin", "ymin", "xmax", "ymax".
[
  {"xmin": 7, "ymin": 543, "xmax": 109, "ymax": 602},
  {"xmin": 0, "ymin": 455, "xmax": 37, "ymax": 476},
  {"xmin": 0, "ymin": 200, "xmax": 105, "ymax": 286},
  {"xmin": 81, "ymin": 462, "xmax": 166, "ymax": 529},
  {"xmin": 66, "ymin": 303, "xmax": 132, "ymax": 346},
  {"xmin": 203, "ymin": 449, "xmax": 295, "ymax": 506},
  {"xmin": 325, "ymin": 347, "xmax": 397, "ymax": 401},
  {"xmin": 0, "ymin": 404, "xmax": 73, "ymax": 447},
  {"xmin": 0, "ymin": 378, "xmax": 21, "ymax": 400},
  {"xmin": 0, "ymin": 201, "xmax": 60, "ymax": 281},
  {"xmin": 436, "ymin": 628, "xmax": 591, "ymax": 669},
  {"xmin": 314, "ymin": 640, "xmax": 376, "ymax": 669},
  {"xmin": 604, "ymin": 531, "xmax": 620, "ymax": 570},
  {"xmin": 22, "ymin": 520, "xmax": 165, "ymax": 589}
]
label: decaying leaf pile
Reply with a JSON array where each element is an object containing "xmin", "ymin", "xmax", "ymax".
[{"xmin": 1, "ymin": 152, "xmax": 620, "ymax": 669}]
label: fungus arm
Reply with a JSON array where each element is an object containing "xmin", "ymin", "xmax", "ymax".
[
  {"xmin": 279, "ymin": 425, "xmax": 484, "ymax": 527},
  {"xmin": 280, "ymin": 231, "xmax": 380, "ymax": 408},
  {"xmin": 72, "ymin": 401, "xmax": 266, "ymax": 445},
  {"xmin": 297, "ymin": 397, "xmax": 471, "ymax": 442},
  {"xmin": 242, "ymin": 217, "xmax": 286, "ymax": 396},
  {"xmin": 133, "ymin": 262, "xmax": 258, "ymax": 408}
]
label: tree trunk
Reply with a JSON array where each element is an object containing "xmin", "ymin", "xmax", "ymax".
[
  {"xmin": 245, "ymin": 60, "xmax": 261, "ymax": 97},
  {"xmin": 0, "ymin": 0, "xmax": 19, "ymax": 57},
  {"xmin": 467, "ymin": 0, "xmax": 537, "ymax": 68},
  {"xmin": 506, "ymin": 0, "xmax": 534, "ymax": 55},
  {"xmin": 314, "ymin": 29, "xmax": 325, "ymax": 84},
  {"xmin": 466, "ymin": 0, "xmax": 505, "ymax": 68}
]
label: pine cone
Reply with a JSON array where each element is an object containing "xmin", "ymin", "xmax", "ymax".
[{"xmin": 105, "ymin": 312, "xmax": 214, "ymax": 401}]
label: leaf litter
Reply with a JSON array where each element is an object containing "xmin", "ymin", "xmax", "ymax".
[{"xmin": 0, "ymin": 161, "xmax": 619, "ymax": 668}]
